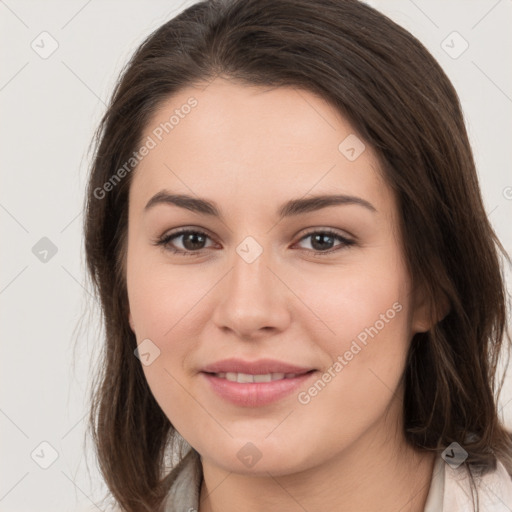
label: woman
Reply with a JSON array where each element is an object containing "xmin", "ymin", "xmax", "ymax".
[{"xmin": 84, "ymin": 0, "xmax": 512, "ymax": 510}]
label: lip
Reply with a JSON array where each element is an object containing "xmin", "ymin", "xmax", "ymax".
[
  {"xmin": 200, "ymin": 358, "xmax": 317, "ymax": 407},
  {"xmin": 201, "ymin": 371, "xmax": 317, "ymax": 407},
  {"xmin": 201, "ymin": 358, "xmax": 315, "ymax": 375}
]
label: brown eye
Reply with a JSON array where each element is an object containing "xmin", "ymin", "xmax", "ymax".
[
  {"xmin": 296, "ymin": 229, "xmax": 355, "ymax": 255},
  {"xmin": 156, "ymin": 229, "xmax": 214, "ymax": 256}
]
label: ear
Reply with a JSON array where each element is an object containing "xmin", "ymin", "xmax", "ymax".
[{"xmin": 411, "ymin": 282, "xmax": 450, "ymax": 334}]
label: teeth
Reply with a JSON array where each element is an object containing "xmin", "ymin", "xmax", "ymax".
[
  {"xmin": 216, "ymin": 372, "xmax": 298, "ymax": 382},
  {"xmin": 253, "ymin": 374, "xmax": 272, "ymax": 382},
  {"xmin": 237, "ymin": 372, "xmax": 254, "ymax": 383}
]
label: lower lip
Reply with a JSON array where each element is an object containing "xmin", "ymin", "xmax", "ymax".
[{"xmin": 201, "ymin": 371, "xmax": 316, "ymax": 407}]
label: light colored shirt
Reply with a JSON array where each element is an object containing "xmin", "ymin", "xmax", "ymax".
[
  {"xmin": 423, "ymin": 452, "xmax": 512, "ymax": 511},
  {"xmin": 163, "ymin": 449, "xmax": 512, "ymax": 511}
]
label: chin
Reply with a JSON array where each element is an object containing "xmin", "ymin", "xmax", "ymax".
[{"xmin": 199, "ymin": 439, "xmax": 315, "ymax": 476}]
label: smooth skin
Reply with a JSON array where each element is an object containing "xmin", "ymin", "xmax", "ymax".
[{"xmin": 126, "ymin": 77, "xmax": 437, "ymax": 512}]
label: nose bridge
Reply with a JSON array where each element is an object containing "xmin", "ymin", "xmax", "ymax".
[
  {"xmin": 212, "ymin": 234, "xmax": 289, "ymax": 335},
  {"xmin": 229, "ymin": 234, "xmax": 273, "ymax": 301}
]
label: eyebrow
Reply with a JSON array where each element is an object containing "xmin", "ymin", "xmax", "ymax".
[{"xmin": 144, "ymin": 190, "xmax": 377, "ymax": 219}]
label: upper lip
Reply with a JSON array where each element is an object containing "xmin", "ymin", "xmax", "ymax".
[{"xmin": 201, "ymin": 358, "xmax": 315, "ymax": 375}]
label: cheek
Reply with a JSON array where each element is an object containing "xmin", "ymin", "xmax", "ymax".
[
  {"xmin": 127, "ymin": 252, "xmax": 207, "ymax": 339},
  {"xmin": 302, "ymin": 250, "xmax": 412, "ymax": 401},
  {"xmin": 126, "ymin": 247, "xmax": 217, "ymax": 407},
  {"xmin": 305, "ymin": 251, "xmax": 410, "ymax": 349},
  {"xmin": 126, "ymin": 252, "xmax": 206, "ymax": 424},
  {"xmin": 292, "ymin": 276, "xmax": 411, "ymax": 451}
]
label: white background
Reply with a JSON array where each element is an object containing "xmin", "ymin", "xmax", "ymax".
[{"xmin": 1, "ymin": 1, "xmax": 511, "ymax": 510}]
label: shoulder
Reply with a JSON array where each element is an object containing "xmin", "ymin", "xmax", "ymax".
[
  {"xmin": 98, "ymin": 450, "xmax": 203, "ymax": 512},
  {"xmin": 443, "ymin": 458, "xmax": 512, "ymax": 511}
]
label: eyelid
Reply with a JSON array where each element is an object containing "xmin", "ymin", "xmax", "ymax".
[{"xmin": 295, "ymin": 225, "xmax": 355, "ymax": 241}]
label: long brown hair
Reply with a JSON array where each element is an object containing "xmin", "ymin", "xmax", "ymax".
[{"xmin": 83, "ymin": 0, "xmax": 512, "ymax": 510}]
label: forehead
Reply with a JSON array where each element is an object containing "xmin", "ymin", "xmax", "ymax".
[{"xmin": 130, "ymin": 77, "xmax": 391, "ymax": 218}]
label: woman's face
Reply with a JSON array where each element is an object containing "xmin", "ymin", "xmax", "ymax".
[{"xmin": 126, "ymin": 77, "xmax": 430, "ymax": 475}]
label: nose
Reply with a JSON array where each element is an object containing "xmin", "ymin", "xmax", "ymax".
[{"xmin": 211, "ymin": 243, "xmax": 291, "ymax": 340}]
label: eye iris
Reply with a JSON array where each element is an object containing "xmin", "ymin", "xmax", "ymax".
[
  {"xmin": 311, "ymin": 233, "xmax": 334, "ymax": 251},
  {"xmin": 182, "ymin": 232, "xmax": 206, "ymax": 250}
]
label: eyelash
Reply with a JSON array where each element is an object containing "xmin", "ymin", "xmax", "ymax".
[{"xmin": 153, "ymin": 228, "xmax": 356, "ymax": 257}]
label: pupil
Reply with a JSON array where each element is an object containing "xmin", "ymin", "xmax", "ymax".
[
  {"xmin": 184, "ymin": 233, "xmax": 205, "ymax": 250},
  {"xmin": 312, "ymin": 233, "xmax": 333, "ymax": 251}
]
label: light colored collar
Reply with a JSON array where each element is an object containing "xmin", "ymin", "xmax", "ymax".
[
  {"xmin": 164, "ymin": 449, "xmax": 512, "ymax": 511},
  {"xmin": 163, "ymin": 449, "xmax": 202, "ymax": 512},
  {"xmin": 424, "ymin": 453, "xmax": 512, "ymax": 511},
  {"xmin": 424, "ymin": 453, "xmax": 445, "ymax": 511}
]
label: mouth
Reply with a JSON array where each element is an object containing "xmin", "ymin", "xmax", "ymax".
[
  {"xmin": 201, "ymin": 357, "xmax": 316, "ymax": 376},
  {"xmin": 203, "ymin": 370, "xmax": 314, "ymax": 383},
  {"xmin": 200, "ymin": 369, "xmax": 318, "ymax": 407}
]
